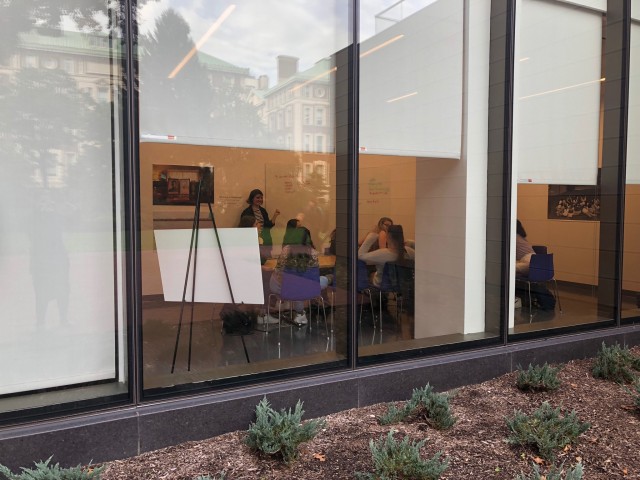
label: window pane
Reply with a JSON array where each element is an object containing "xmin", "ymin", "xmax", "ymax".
[
  {"xmin": 0, "ymin": 1, "xmax": 129, "ymax": 416},
  {"xmin": 357, "ymin": 0, "xmax": 498, "ymax": 359},
  {"xmin": 622, "ymin": 18, "xmax": 640, "ymax": 320},
  {"xmin": 512, "ymin": 0, "xmax": 608, "ymax": 332},
  {"xmin": 137, "ymin": 1, "xmax": 350, "ymax": 393}
]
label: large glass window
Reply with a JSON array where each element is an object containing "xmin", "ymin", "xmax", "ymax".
[
  {"xmin": 622, "ymin": 5, "xmax": 640, "ymax": 320},
  {"xmin": 137, "ymin": 1, "xmax": 351, "ymax": 394},
  {"xmin": 0, "ymin": 1, "xmax": 130, "ymax": 419},
  {"xmin": 511, "ymin": 0, "xmax": 609, "ymax": 333},
  {"xmin": 357, "ymin": 0, "xmax": 499, "ymax": 358}
]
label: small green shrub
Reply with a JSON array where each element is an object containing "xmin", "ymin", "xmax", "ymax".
[
  {"xmin": 194, "ymin": 473, "xmax": 226, "ymax": 480},
  {"xmin": 626, "ymin": 379, "xmax": 640, "ymax": 413},
  {"xmin": 245, "ymin": 397, "xmax": 325, "ymax": 463},
  {"xmin": 505, "ymin": 402, "xmax": 590, "ymax": 460},
  {"xmin": 194, "ymin": 474, "xmax": 226, "ymax": 480},
  {"xmin": 515, "ymin": 462, "xmax": 583, "ymax": 480},
  {"xmin": 378, "ymin": 384, "xmax": 456, "ymax": 430},
  {"xmin": 592, "ymin": 342, "xmax": 640, "ymax": 383},
  {"xmin": 516, "ymin": 363, "xmax": 562, "ymax": 392},
  {"xmin": 0, "ymin": 457, "xmax": 103, "ymax": 480},
  {"xmin": 355, "ymin": 430, "xmax": 448, "ymax": 480}
]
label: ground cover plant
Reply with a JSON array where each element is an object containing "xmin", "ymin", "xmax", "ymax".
[
  {"xmin": 592, "ymin": 342, "xmax": 640, "ymax": 383},
  {"xmin": 505, "ymin": 402, "xmax": 590, "ymax": 461},
  {"xmin": 0, "ymin": 457, "xmax": 103, "ymax": 480},
  {"xmin": 515, "ymin": 462, "xmax": 583, "ymax": 480},
  {"xmin": 355, "ymin": 430, "xmax": 448, "ymax": 480},
  {"xmin": 89, "ymin": 346, "xmax": 640, "ymax": 478},
  {"xmin": 378, "ymin": 383, "xmax": 456, "ymax": 430},
  {"xmin": 515, "ymin": 363, "xmax": 562, "ymax": 392},
  {"xmin": 244, "ymin": 397, "xmax": 325, "ymax": 464}
]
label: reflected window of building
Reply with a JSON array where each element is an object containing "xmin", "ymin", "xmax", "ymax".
[{"xmin": 0, "ymin": 3, "xmax": 130, "ymax": 418}]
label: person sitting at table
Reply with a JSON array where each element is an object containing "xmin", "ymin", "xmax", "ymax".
[
  {"xmin": 240, "ymin": 189, "xmax": 280, "ymax": 254},
  {"xmin": 515, "ymin": 219, "xmax": 535, "ymax": 275},
  {"xmin": 270, "ymin": 225, "xmax": 330, "ymax": 325},
  {"xmin": 359, "ymin": 217, "xmax": 393, "ymax": 252},
  {"xmin": 358, "ymin": 224, "xmax": 414, "ymax": 287}
]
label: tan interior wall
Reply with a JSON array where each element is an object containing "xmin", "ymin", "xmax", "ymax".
[
  {"xmin": 623, "ymin": 184, "xmax": 640, "ymax": 292},
  {"xmin": 140, "ymin": 142, "xmax": 336, "ymax": 296},
  {"xmin": 518, "ymin": 183, "xmax": 640, "ymax": 291},
  {"xmin": 358, "ymin": 154, "xmax": 416, "ymax": 241}
]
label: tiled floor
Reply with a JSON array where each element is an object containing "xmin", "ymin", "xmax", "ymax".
[{"xmin": 141, "ymin": 282, "xmax": 640, "ymax": 390}]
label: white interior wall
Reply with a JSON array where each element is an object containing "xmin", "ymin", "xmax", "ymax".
[{"xmin": 513, "ymin": 0, "xmax": 602, "ymax": 186}]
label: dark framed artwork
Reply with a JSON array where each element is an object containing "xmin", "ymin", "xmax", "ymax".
[
  {"xmin": 547, "ymin": 184, "xmax": 600, "ymax": 221},
  {"xmin": 153, "ymin": 165, "xmax": 214, "ymax": 206}
]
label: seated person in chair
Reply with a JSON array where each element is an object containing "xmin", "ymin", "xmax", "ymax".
[
  {"xmin": 515, "ymin": 219, "xmax": 535, "ymax": 275},
  {"xmin": 358, "ymin": 224, "xmax": 415, "ymax": 288},
  {"xmin": 269, "ymin": 222, "xmax": 331, "ymax": 325}
]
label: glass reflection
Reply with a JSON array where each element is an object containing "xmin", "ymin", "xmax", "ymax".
[
  {"xmin": 357, "ymin": 0, "xmax": 498, "ymax": 358},
  {"xmin": 137, "ymin": 1, "xmax": 350, "ymax": 392},
  {"xmin": 0, "ymin": 0, "xmax": 129, "ymax": 415},
  {"xmin": 622, "ymin": 16, "xmax": 640, "ymax": 320}
]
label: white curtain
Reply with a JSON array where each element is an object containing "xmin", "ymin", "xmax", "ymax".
[
  {"xmin": 358, "ymin": 0, "xmax": 463, "ymax": 158},
  {"xmin": 627, "ymin": 22, "xmax": 640, "ymax": 184},
  {"xmin": 514, "ymin": 0, "xmax": 602, "ymax": 185}
]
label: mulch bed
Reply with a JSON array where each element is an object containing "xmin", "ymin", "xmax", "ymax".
[{"xmin": 101, "ymin": 348, "xmax": 640, "ymax": 479}]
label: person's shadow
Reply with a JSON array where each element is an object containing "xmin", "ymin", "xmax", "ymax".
[{"xmin": 28, "ymin": 204, "xmax": 70, "ymax": 328}]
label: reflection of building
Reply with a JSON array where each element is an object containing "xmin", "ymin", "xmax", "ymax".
[
  {"xmin": 0, "ymin": 30, "xmax": 119, "ymax": 103},
  {"xmin": 4, "ymin": 1, "xmax": 640, "ymax": 473},
  {"xmin": 257, "ymin": 56, "xmax": 334, "ymax": 155}
]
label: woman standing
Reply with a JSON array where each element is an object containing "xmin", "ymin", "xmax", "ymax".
[{"xmin": 240, "ymin": 189, "xmax": 280, "ymax": 252}]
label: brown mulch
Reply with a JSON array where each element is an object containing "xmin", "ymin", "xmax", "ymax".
[{"xmin": 101, "ymin": 348, "xmax": 640, "ymax": 479}]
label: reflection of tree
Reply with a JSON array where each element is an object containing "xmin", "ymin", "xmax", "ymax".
[
  {"xmin": 0, "ymin": 0, "xmax": 156, "ymax": 60},
  {"xmin": 139, "ymin": 9, "xmax": 214, "ymax": 135},
  {"xmin": 140, "ymin": 8, "xmax": 266, "ymax": 142},
  {"xmin": 211, "ymin": 82, "xmax": 266, "ymax": 143},
  {"xmin": 0, "ymin": 67, "xmax": 112, "ymax": 227},
  {"xmin": 0, "ymin": 68, "xmax": 86, "ymax": 190}
]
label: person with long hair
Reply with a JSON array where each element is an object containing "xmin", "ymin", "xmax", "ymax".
[
  {"xmin": 515, "ymin": 219, "xmax": 535, "ymax": 275},
  {"xmin": 269, "ymin": 225, "xmax": 330, "ymax": 325},
  {"xmin": 359, "ymin": 217, "xmax": 393, "ymax": 252},
  {"xmin": 240, "ymin": 189, "xmax": 280, "ymax": 250},
  {"xmin": 358, "ymin": 224, "xmax": 414, "ymax": 287}
]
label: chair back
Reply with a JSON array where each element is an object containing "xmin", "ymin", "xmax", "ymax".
[
  {"xmin": 528, "ymin": 253, "xmax": 554, "ymax": 282},
  {"xmin": 357, "ymin": 259, "xmax": 371, "ymax": 291},
  {"xmin": 532, "ymin": 245, "xmax": 548, "ymax": 254},
  {"xmin": 380, "ymin": 259, "xmax": 415, "ymax": 292},
  {"xmin": 280, "ymin": 266, "xmax": 321, "ymax": 300}
]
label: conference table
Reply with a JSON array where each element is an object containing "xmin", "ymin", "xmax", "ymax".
[{"xmin": 262, "ymin": 254, "xmax": 336, "ymax": 272}]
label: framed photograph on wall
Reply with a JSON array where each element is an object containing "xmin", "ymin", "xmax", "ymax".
[
  {"xmin": 152, "ymin": 165, "xmax": 214, "ymax": 206},
  {"xmin": 547, "ymin": 184, "xmax": 600, "ymax": 221}
]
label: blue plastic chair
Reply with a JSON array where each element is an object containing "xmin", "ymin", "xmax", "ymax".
[
  {"xmin": 357, "ymin": 260, "xmax": 377, "ymax": 329},
  {"xmin": 516, "ymin": 253, "xmax": 563, "ymax": 321},
  {"xmin": 268, "ymin": 266, "xmax": 328, "ymax": 344}
]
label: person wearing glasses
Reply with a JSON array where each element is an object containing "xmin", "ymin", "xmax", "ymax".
[
  {"xmin": 359, "ymin": 217, "xmax": 393, "ymax": 252},
  {"xmin": 358, "ymin": 224, "xmax": 414, "ymax": 287}
]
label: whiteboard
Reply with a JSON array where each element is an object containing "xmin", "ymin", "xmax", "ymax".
[{"xmin": 155, "ymin": 227, "xmax": 264, "ymax": 304}]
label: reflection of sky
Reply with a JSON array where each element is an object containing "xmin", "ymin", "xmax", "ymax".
[{"xmin": 138, "ymin": 0, "xmax": 435, "ymax": 84}]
